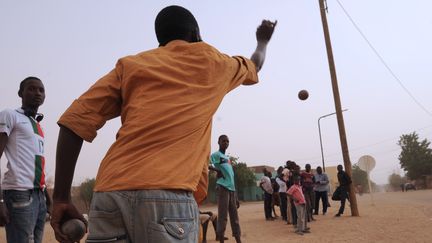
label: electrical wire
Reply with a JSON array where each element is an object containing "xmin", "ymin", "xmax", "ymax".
[
  {"xmin": 293, "ymin": 124, "xmax": 432, "ymax": 162},
  {"xmin": 335, "ymin": 0, "xmax": 432, "ymax": 118}
]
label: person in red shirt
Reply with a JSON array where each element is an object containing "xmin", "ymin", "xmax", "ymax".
[
  {"xmin": 300, "ymin": 164, "xmax": 315, "ymax": 221},
  {"xmin": 287, "ymin": 176, "xmax": 310, "ymax": 235}
]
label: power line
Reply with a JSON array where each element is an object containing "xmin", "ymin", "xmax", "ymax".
[
  {"xmin": 294, "ymin": 124, "xmax": 432, "ymax": 162},
  {"xmin": 335, "ymin": 0, "xmax": 432, "ymax": 118}
]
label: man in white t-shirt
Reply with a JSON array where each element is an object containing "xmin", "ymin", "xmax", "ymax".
[
  {"xmin": 0, "ymin": 77, "xmax": 48, "ymax": 243},
  {"xmin": 260, "ymin": 170, "xmax": 274, "ymax": 220}
]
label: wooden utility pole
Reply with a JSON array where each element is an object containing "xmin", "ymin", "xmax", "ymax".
[{"xmin": 318, "ymin": 0, "xmax": 359, "ymax": 216}]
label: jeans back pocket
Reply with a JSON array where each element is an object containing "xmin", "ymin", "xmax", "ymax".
[
  {"xmin": 87, "ymin": 209, "xmax": 129, "ymax": 243},
  {"xmin": 148, "ymin": 217, "xmax": 196, "ymax": 242}
]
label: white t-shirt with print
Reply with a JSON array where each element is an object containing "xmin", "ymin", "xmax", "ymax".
[
  {"xmin": 260, "ymin": 176, "xmax": 273, "ymax": 194},
  {"xmin": 0, "ymin": 108, "xmax": 46, "ymax": 190}
]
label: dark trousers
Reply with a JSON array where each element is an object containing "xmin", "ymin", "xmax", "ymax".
[
  {"xmin": 279, "ymin": 192, "xmax": 288, "ymax": 221},
  {"xmin": 264, "ymin": 192, "xmax": 273, "ymax": 219},
  {"xmin": 201, "ymin": 214, "xmax": 217, "ymax": 242},
  {"xmin": 338, "ymin": 187, "xmax": 349, "ymax": 215},
  {"xmin": 314, "ymin": 191, "xmax": 328, "ymax": 214},
  {"xmin": 217, "ymin": 186, "xmax": 241, "ymax": 239},
  {"xmin": 304, "ymin": 189, "xmax": 315, "ymax": 221}
]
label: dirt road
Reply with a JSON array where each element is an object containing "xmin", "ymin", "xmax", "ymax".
[{"xmin": 1, "ymin": 190, "xmax": 431, "ymax": 242}]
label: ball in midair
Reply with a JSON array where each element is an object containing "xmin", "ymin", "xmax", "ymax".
[{"xmin": 298, "ymin": 90, "xmax": 309, "ymax": 100}]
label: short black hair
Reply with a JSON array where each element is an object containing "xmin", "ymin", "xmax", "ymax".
[
  {"xmin": 18, "ymin": 76, "xmax": 42, "ymax": 97},
  {"xmin": 155, "ymin": 5, "xmax": 200, "ymax": 46},
  {"xmin": 218, "ymin": 134, "xmax": 228, "ymax": 141}
]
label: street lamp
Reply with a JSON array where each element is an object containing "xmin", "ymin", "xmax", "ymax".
[{"xmin": 318, "ymin": 109, "xmax": 348, "ymax": 172}]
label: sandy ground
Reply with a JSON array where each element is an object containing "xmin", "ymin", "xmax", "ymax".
[{"xmin": 1, "ymin": 189, "xmax": 431, "ymax": 243}]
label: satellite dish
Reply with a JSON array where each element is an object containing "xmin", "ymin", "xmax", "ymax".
[{"xmin": 358, "ymin": 155, "xmax": 376, "ymax": 173}]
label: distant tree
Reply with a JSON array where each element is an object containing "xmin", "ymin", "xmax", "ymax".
[
  {"xmin": 79, "ymin": 178, "xmax": 95, "ymax": 212},
  {"xmin": 351, "ymin": 164, "xmax": 376, "ymax": 193},
  {"xmin": 398, "ymin": 132, "xmax": 432, "ymax": 180},
  {"xmin": 388, "ymin": 173, "xmax": 407, "ymax": 191},
  {"xmin": 208, "ymin": 169, "xmax": 217, "ymax": 201},
  {"xmin": 231, "ymin": 157, "xmax": 256, "ymax": 201},
  {"xmin": 351, "ymin": 165, "xmax": 368, "ymax": 192}
]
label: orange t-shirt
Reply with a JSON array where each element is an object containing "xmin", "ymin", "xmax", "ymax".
[{"xmin": 58, "ymin": 40, "xmax": 258, "ymax": 202}]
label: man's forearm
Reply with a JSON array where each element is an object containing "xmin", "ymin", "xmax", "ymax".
[
  {"xmin": 250, "ymin": 41, "xmax": 268, "ymax": 72},
  {"xmin": 0, "ymin": 133, "xmax": 9, "ymax": 200},
  {"xmin": 53, "ymin": 126, "xmax": 83, "ymax": 202}
]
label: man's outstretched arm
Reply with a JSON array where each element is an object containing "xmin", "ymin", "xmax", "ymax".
[{"xmin": 250, "ymin": 20, "xmax": 277, "ymax": 73}]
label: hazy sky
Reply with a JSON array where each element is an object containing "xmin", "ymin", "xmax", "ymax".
[{"xmin": 1, "ymin": 1, "xmax": 431, "ymax": 185}]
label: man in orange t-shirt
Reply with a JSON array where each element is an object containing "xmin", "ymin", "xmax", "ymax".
[{"xmin": 50, "ymin": 5, "xmax": 276, "ymax": 243}]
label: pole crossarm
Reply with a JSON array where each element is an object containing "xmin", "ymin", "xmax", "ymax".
[{"xmin": 317, "ymin": 109, "xmax": 348, "ymax": 172}]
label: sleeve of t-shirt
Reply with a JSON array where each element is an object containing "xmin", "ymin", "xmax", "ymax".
[
  {"xmin": 216, "ymin": 53, "xmax": 258, "ymax": 93},
  {"xmin": 0, "ymin": 109, "xmax": 16, "ymax": 136},
  {"xmin": 276, "ymin": 178, "xmax": 284, "ymax": 189},
  {"xmin": 58, "ymin": 61, "xmax": 123, "ymax": 142},
  {"xmin": 210, "ymin": 152, "xmax": 220, "ymax": 165},
  {"xmin": 287, "ymin": 185, "xmax": 294, "ymax": 196}
]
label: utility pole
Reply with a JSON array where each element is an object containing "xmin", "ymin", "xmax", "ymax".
[{"xmin": 318, "ymin": 0, "xmax": 359, "ymax": 216}]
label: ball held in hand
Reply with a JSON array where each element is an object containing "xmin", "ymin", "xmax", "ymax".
[
  {"xmin": 298, "ymin": 90, "xmax": 309, "ymax": 100},
  {"xmin": 61, "ymin": 219, "xmax": 86, "ymax": 242}
]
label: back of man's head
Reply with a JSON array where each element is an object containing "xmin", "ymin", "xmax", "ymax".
[{"xmin": 155, "ymin": 5, "xmax": 200, "ymax": 46}]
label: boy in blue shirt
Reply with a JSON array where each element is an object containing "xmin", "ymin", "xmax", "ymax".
[{"xmin": 210, "ymin": 135, "xmax": 241, "ymax": 243}]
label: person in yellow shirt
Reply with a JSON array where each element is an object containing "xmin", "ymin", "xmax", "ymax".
[{"xmin": 50, "ymin": 5, "xmax": 276, "ymax": 243}]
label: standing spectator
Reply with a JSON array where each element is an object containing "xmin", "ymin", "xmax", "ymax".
[
  {"xmin": 260, "ymin": 170, "xmax": 274, "ymax": 221},
  {"xmin": 335, "ymin": 164, "xmax": 352, "ymax": 217},
  {"xmin": 210, "ymin": 135, "xmax": 241, "ymax": 243},
  {"xmin": 271, "ymin": 176, "xmax": 280, "ymax": 218},
  {"xmin": 300, "ymin": 164, "xmax": 315, "ymax": 221},
  {"xmin": 313, "ymin": 166, "xmax": 329, "ymax": 215},
  {"xmin": 287, "ymin": 176, "xmax": 310, "ymax": 235},
  {"xmin": 0, "ymin": 77, "xmax": 49, "ymax": 243},
  {"xmin": 276, "ymin": 166, "xmax": 288, "ymax": 222},
  {"xmin": 50, "ymin": 5, "xmax": 277, "ymax": 243},
  {"xmin": 288, "ymin": 163, "xmax": 300, "ymax": 225},
  {"xmin": 282, "ymin": 164, "xmax": 292, "ymax": 224}
]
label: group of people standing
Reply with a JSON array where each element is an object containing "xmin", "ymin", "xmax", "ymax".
[{"xmin": 260, "ymin": 161, "xmax": 352, "ymax": 235}]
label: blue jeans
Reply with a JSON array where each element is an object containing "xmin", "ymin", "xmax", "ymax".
[
  {"xmin": 4, "ymin": 189, "xmax": 47, "ymax": 243},
  {"xmin": 86, "ymin": 190, "xmax": 199, "ymax": 243}
]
